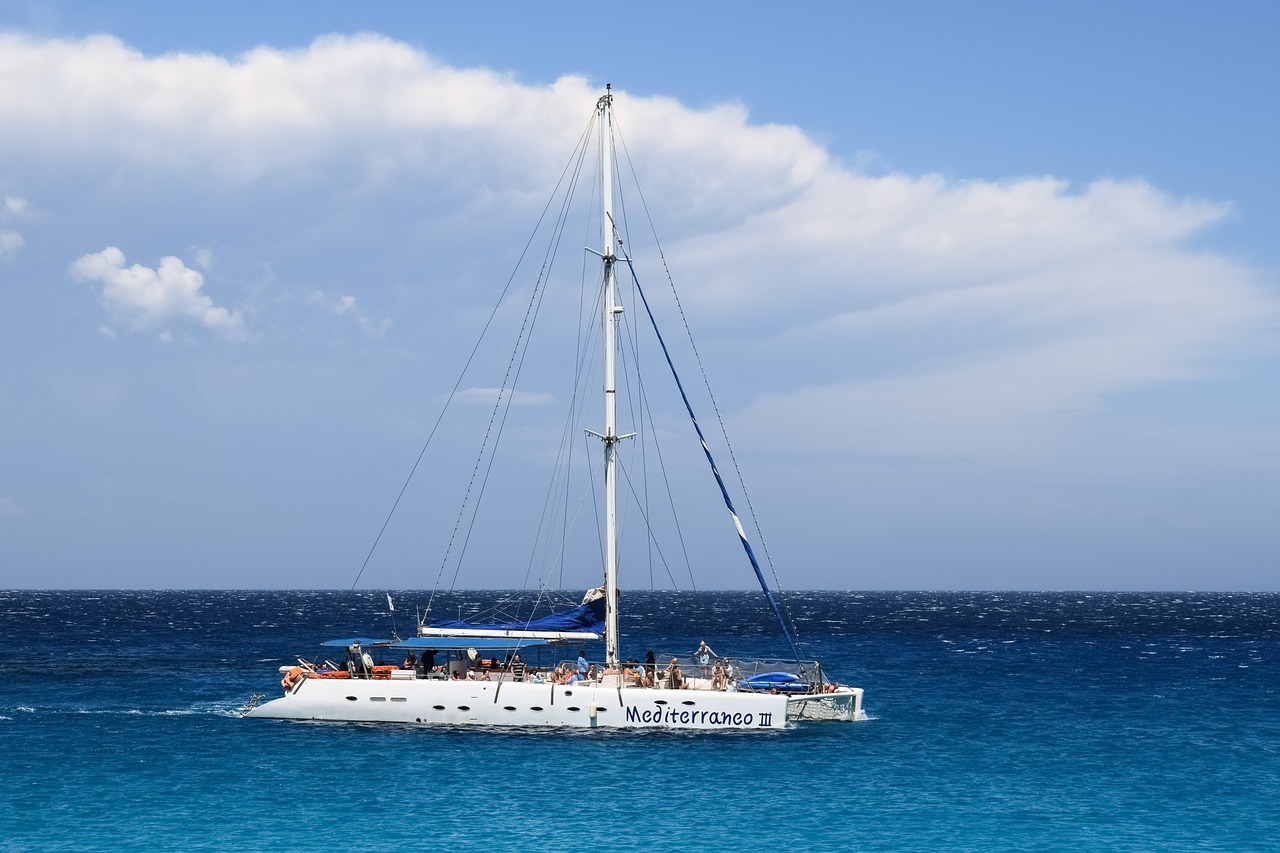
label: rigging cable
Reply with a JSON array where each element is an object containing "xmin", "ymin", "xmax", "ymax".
[
  {"xmin": 617, "ymin": 248, "xmax": 803, "ymax": 663},
  {"xmin": 610, "ymin": 142, "xmax": 698, "ymax": 592},
  {"xmin": 347, "ymin": 108, "xmax": 598, "ymax": 600},
  {"xmin": 439, "ymin": 114, "xmax": 595, "ymax": 599},
  {"xmin": 611, "ymin": 118, "xmax": 805, "ymax": 657}
]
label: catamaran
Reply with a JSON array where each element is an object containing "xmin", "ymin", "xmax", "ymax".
[{"xmin": 244, "ymin": 86, "xmax": 865, "ymax": 730}]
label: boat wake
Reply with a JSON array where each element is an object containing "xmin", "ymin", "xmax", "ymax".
[{"xmin": 2, "ymin": 701, "xmax": 253, "ymax": 719}]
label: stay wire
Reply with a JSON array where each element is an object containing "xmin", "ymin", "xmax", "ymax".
[
  {"xmin": 344, "ymin": 108, "xmax": 599, "ymax": 617},
  {"xmin": 440, "ymin": 113, "xmax": 596, "ymax": 598},
  {"xmin": 611, "ymin": 203, "xmax": 697, "ymax": 591},
  {"xmin": 613, "ymin": 117, "xmax": 804, "ymax": 651}
]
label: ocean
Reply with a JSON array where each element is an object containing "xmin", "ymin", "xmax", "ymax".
[{"xmin": 2, "ymin": 589, "xmax": 1277, "ymax": 852}]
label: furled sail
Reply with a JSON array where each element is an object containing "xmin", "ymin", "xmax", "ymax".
[{"xmin": 417, "ymin": 589, "xmax": 606, "ymax": 641}]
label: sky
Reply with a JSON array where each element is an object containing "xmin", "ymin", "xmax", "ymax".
[{"xmin": 0, "ymin": 1, "xmax": 1277, "ymax": 591}]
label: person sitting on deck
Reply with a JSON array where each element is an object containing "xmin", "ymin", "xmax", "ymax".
[
  {"xmin": 710, "ymin": 659, "xmax": 727, "ymax": 691},
  {"xmin": 402, "ymin": 650, "xmax": 418, "ymax": 672},
  {"xmin": 666, "ymin": 658, "xmax": 684, "ymax": 689}
]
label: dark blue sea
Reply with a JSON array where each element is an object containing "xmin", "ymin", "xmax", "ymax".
[{"xmin": 2, "ymin": 590, "xmax": 1277, "ymax": 852}]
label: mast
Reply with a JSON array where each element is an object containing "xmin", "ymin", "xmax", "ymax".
[{"xmin": 598, "ymin": 85, "xmax": 620, "ymax": 668}]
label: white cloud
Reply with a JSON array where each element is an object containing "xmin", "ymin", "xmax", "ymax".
[
  {"xmin": 717, "ymin": 177, "xmax": 1275, "ymax": 460},
  {"xmin": 3, "ymin": 31, "xmax": 1274, "ymax": 459},
  {"xmin": 0, "ymin": 494, "xmax": 22, "ymax": 518},
  {"xmin": 1, "ymin": 194, "xmax": 33, "ymax": 258},
  {"xmin": 456, "ymin": 387, "xmax": 554, "ymax": 406},
  {"xmin": 68, "ymin": 247, "xmax": 248, "ymax": 341},
  {"xmin": 0, "ymin": 32, "xmax": 588, "ymax": 190},
  {"xmin": 4, "ymin": 195, "xmax": 32, "ymax": 218},
  {"xmin": 307, "ymin": 290, "xmax": 390, "ymax": 338},
  {"xmin": 0, "ymin": 229, "xmax": 22, "ymax": 259}
]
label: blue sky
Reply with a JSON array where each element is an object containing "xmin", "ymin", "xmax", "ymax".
[{"xmin": 1, "ymin": 1, "xmax": 1277, "ymax": 590}]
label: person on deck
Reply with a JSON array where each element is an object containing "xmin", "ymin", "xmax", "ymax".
[
  {"xmin": 577, "ymin": 650, "xmax": 588, "ymax": 675},
  {"xmin": 347, "ymin": 641, "xmax": 362, "ymax": 677},
  {"xmin": 666, "ymin": 658, "xmax": 684, "ymax": 689},
  {"xmin": 695, "ymin": 641, "xmax": 715, "ymax": 677}
]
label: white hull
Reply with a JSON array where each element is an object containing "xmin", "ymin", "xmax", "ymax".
[{"xmin": 246, "ymin": 676, "xmax": 863, "ymax": 730}]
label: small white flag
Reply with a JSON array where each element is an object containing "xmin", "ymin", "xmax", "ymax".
[{"xmin": 387, "ymin": 593, "xmax": 395, "ymax": 612}]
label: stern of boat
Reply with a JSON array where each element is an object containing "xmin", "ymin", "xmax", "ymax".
[{"xmin": 786, "ymin": 687, "xmax": 865, "ymax": 722}]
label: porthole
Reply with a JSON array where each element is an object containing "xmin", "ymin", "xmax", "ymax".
[
  {"xmin": 530, "ymin": 706, "xmax": 544, "ymax": 712},
  {"xmin": 681, "ymin": 700, "xmax": 696, "ymax": 706},
  {"xmin": 504, "ymin": 706, "xmax": 517, "ymax": 711},
  {"xmin": 655, "ymin": 700, "xmax": 668, "ymax": 705},
  {"xmin": 432, "ymin": 705, "xmax": 446, "ymax": 711},
  {"xmin": 346, "ymin": 696, "xmax": 358, "ymax": 701},
  {"xmin": 458, "ymin": 705, "xmax": 471, "ymax": 712},
  {"xmin": 567, "ymin": 706, "xmax": 581, "ymax": 712},
  {"xmin": 564, "ymin": 690, "xmax": 573, "ymax": 697},
  {"xmin": 391, "ymin": 697, "xmax": 407, "ymax": 702},
  {"xmin": 370, "ymin": 696, "xmax": 387, "ymax": 702}
]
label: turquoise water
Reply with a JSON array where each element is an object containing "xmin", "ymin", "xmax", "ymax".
[{"xmin": 3, "ymin": 590, "xmax": 1277, "ymax": 851}]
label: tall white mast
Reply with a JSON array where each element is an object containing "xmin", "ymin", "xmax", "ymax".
[{"xmin": 598, "ymin": 85, "xmax": 620, "ymax": 668}]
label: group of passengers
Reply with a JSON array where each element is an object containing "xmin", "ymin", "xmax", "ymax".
[
  {"xmin": 326, "ymin": 642, "xmax": 741, "ymax": 693},
  {"xmin": 399, "ymin": 649, "xmax": 440, "ymax": 676},
  {"xmin": 602, "ymin": 644, "xmax": 735, "ymax": 691},
  {"xmin": 399, "ymin": 649, "xmax": 539, "ymax": 680}
]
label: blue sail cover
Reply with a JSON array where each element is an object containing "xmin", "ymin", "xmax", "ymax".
[
  {"xmin": 428, "ymin": 595, "xmax": 606, "ymax": 635},
  {"xmin": 391, "ymin": 637, "xmax": 551, "ymax": 651}
]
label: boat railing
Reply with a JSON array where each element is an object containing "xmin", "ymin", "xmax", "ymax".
[
  {"xmin": 549, "ymin": 655, "xmax": 832, "ymax": 693},
  {"xmin": 300, "ymin": 655, "xmax": 832, "ymax": 693}
]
